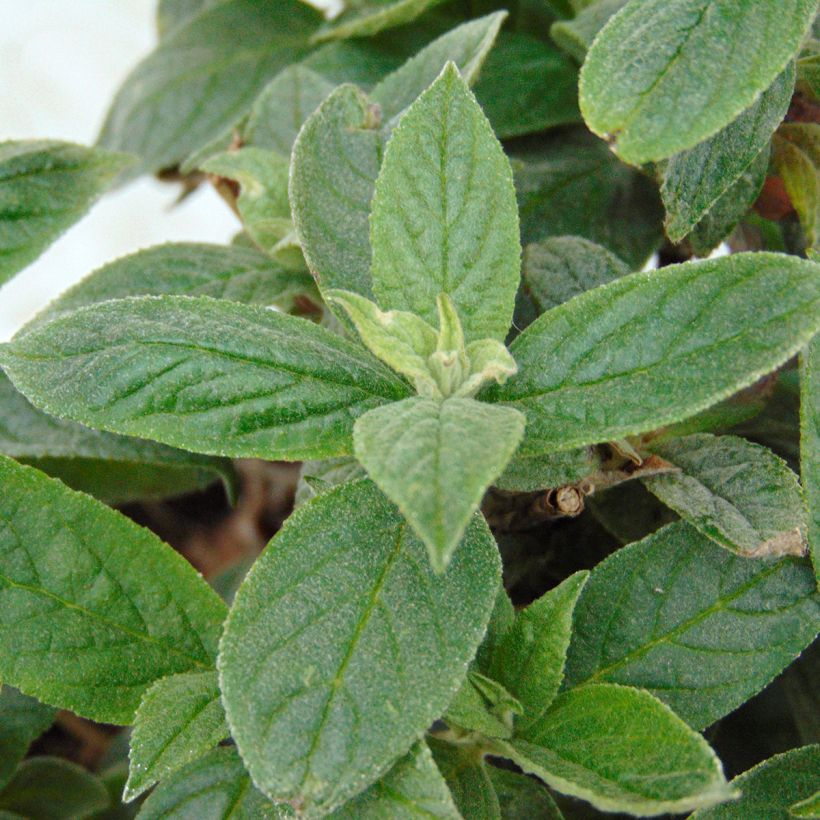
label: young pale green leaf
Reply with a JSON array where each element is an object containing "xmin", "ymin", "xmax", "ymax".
[
  {"xmin": 26, "ymin": 242, "xmax": 315, "ymax": 332},
  {"xmin": 550, "ymin": 0, "xmax": 630, "ymax": 62},
  {"xmin": 773, "ymin": 123, "xmax": 820, "ymax": 251},
  {"xmin": 429, "ymin": 740, "xmax": 501, "ymax": 820},
  {"xmin": 498, "ymin": 684, "xmax": 734, "ymax": 815},
  {"xmin": 691, "ymin": 745, "xmax": 820, "ymax": 819},
  {"xmin": 487, "ymin": 572, "xmax": 588, "ymax": 734},
  {"xmin": 313, "ymin": 0, "xmax": 444, "ymax": 42},
  {"xmin": 0, "ymin": 370, "xmax": 235, "ymax": 504},
  {"xmin": 354, "ymin": 397, "xmax": 524, "ymax": 571},
  {"xmin": 663, "ymin": 65, "xmax": 795, "ymax": 242},
  {"xmin": 0, "ymin": 687, "xmax": 55, "ymax": 792},
  {"xmin": 486, "ymin": 253, "xmax": 820, "ymax": 456},
  {"xmin": 243, "ymin": 66, "xmax": 336, "ymax": 157},
  {"xmin": 99, "ymin": 0, "xmax": 321, "ymax": 175},
  {"xmin": 445, "ymin": 670, "xmax": 523, "ymax": 739},
  {"xmin": 579, "ymin": 0, "xmax": 817, "ymax": 164},
  {"xmin": 0, "ymin": 757, "xmax": 109, "ymax": 820},
  {"xmin": 513, "ymin": 129, "xmax": 663, "ymax": 269},
  {"xmin": 522, "ymin": 236, "xmax": 630, "ymax": 315},
  {"xmin": 125, "ymin": 670, "xmax": 228, "ymax": 802},
  {"xmin": 473, "ymin": 31, "xmax": 580, "ymax": 139},
  {"xmin": 332, "ymin": 742, "xmax": 461, "ymax": 819},
  {"xmin": 0, "ymin": 141, "xmax": 131, "ymax": 286},
  {"xmin": 563, "ymin": 520, "xmax": 820, "ymax": 729},
  {"xmin": 0, "ymin": 296, "xmax": 410, "ymax": 462},
  {"xmin": 803, "ymin": 336, "xmax": 820, "ymax": 583},
  {"xmin": 495, "ymin": 447, "xmax": 601, "ymax": 492},
  {"xmin": 201, "ymin": 148, "xmax": 293, "ymax": 255},
  {"xmin": 372, "ymin": 12, "xmax": 506, "ymax": 123},
  {"xmin": 488, "ymin": 767, "xmax": 565, "ymax": 820},
  {"xmin": 137, "ymin": 747, "xmax": 276, "ymax": 819},
  {"xmin": 371, "ymin": 63, "xmax": 521, "ymax": 343},
  {"xmin": 643, "ymin": 434, "xmax": 807, "ymax": 557},
  {"xmin": 218, "ymin": 479, "xmax": 500, "ymax": 814},
  {"xmin": 290, "ymin": 84, "xmax": 382, "ymax": 302},
  {"xmin": 687, "ymin": 145, "xmax": 771, "ymax": 255},
  {"xmin": 0, "ymin": 456, "xmax": 227, "ymax": 724},
  {"xmin": 327, "ymin": 289, "xmax": 439, "ymax": 396}
]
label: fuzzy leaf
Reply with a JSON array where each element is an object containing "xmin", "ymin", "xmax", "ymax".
[
  {"xmin": 26, "ymin": 242, "xmax": 315, "ymax": 332},
  {"xmin": 313, "ymin": 0, "xmax": 445, "ymax": 42},
  {"xmin": 773, "ymin": 123, "xmax": 820, "ymax": 251},
  {"xmin": 445, "ymin": 671, "xmax": 523, "ymax": 739},
  {"xmin": 488, "ymin": 572, "xmax": 588, "ymax": 734},
  {"xmin": 0, "ymin": 141, "xmax": 131, "ymax": 286},
  {"xmin": 486, "ymin": 253, "xmax": 820, "ymax": 456},
  {"xmin": 550, "ymin": 0, "xmax": 630, "ymax": 62},
  {"xmin": 354, "ymin": 397, "xmax": 524, "ymax": 571},
  {"xmin": 690, "ymin": 745, "xmax": 820, "ymax": 819},
  {"xmin": 371, "ymin": 63, "xmax": 521, "ymax": 343},
  {"xmin": 792, "ymin": 790, "xmax": 820, "ymax": 819},
  {"xmin": 513, "ymin": 129, "xmax": 663, "ymax": 269},
  {"xmin": 429, "ymin": 739, "xmax": 501, "ymax": 820},
  {"xmin": 663, "ymin": 65, "xmax": 795, "ymax": 241},
  {"xmin": 0, "ymin": 758, "xmax": 109, "ymax": 820},
  {"xmin": 0, "ymin": 296, "xmax": 410, "ymax": 462},
  {"xmin": 495, "ymin": 447, "xmax": 601, "ymax": 492},
  {"xmin": 125, "ymin": 671, "xmax": 228, "ymax": 801},
  {"xmin": 0, "ymin": 456, "xmax": 227, "ymax": 724},
  {"xmin": 0, "ymin": 370, "xmax": 235, "ymax": 504},
  {"xmin": 99, "ymin": 0, "xmax": 321, "ymax": 175},
  {"xmin": 644, "ymin": 434, "xmax": 807, "ymax": 557},
  {"xmin": 473, "ymin": 31, "xmax": 580, "ymax": 138},
  {"xmin": 580, "ymin": 0, "xmax": 818, "ymax": 164},
  {"xmin": 488, "ymin": 767, "xmax": 565, "ymax": 819},
  {"xmin": 803, "ymin": 336, "xmax": 820, "ymax": 583},
  {"xmin": 522, "ymin": 236, "xmax": 630, "ymax": 315},
  {"xmin": 498, "ymin": 684, "xmax": 734, "ymax": 815},
  {"xmin": 218, "ymin": 479, "xmax": 500, "ymax": 814},
  {"xmin": 137, "ymin": 747, "xmax": 276, "ymax": 819},
  {"xmin": 563, "ymin": 520, "xmax": 820, "ymax": 729},
  {"xmin": 0, "ymin": 687, "xmax": 55, "ymax": 792}
]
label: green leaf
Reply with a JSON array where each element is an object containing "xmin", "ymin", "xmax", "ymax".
[
  {"xmin": 0, "ymin": 687, "xmax": 55, "ymax": 792},
  {"xmin": 156, "ymin": 0, "xmax": 218, "ymax": 38},
  {"xmin": 473, "ymin": 31, "xmax": 580, "ymax": 138},
  {"xmin": 354, "ymin": 397, "xmax": 524, "ymax": 571},
  {"xmin": 0, "ymin": 758, "xmax": 109, "ymax": 820},
  {"xmin": 487, "ymin": 767, "xmax": 565, "ymax": 820},
  {"xmin": 690, "ymin": 745, "xmax": 820, "ymax": 819},
  {"xmin": 370, "ymin": 62, "xmax": 521, "ymax": 343},
  {"xmin": 218, "ymin": 479, "xmax": 500, "ymax": 814},
  {"xmin": 662, "ymin": 65, "xmax": 795, "ymax": 242},
  {"xmin": 295, "ymin": 457, "xmax": 367, "ymax": 507},
  {"xmin": 137, "ymin": 747, "xmax": 276, "ymax": 819},
  {"xmin": 429, "ymin": 739, "xmax": 501, "ymax": 820},
  {"xmin": 563, "ymin": 520, "xmax": 820, "ymax": 730},
  {"xmin": 494, "ymin": 447, "xmax": 600, "ymax": 492},
  {"xmin": 0, "ymin": 296, "xmax": 410, "ymax": 462},
  {"xmin": 802, "ymin": 336, "xmax": 820, "ymax": 584},
  {"xmin": 243, "ymin": 66, "xmax": 336, "ymax": 157},
  {"xmin": 0, "ymin": 370, "xmax": 235, "ymax": 505},
  {"xmin": 486, "ymin": 253, "xmax": 820, "ymax": 456},
  {"xmin": 125, "ymin": 671, "xmax": 229, "ymax": 801},
  {"xmin": 0, "ymin": 141, "xmax": 131, "ymax": 287},
  {"xmin": 445, "ymin": 670, "xmax": 523, "ymax": 739},
  {"xmin": 522, "ymin": 236, "xmax": 630, "ymax": 315},
  {"xmin": 497, "ymin": 684, "xmax": 734, "ymax": 815},
  {"xmin": 643, "ymin": 434, "xmax": 807, "ymax": 557},
  {"xmin": 550, "ymin": 0, "xmax": 630, "ymax": 62},
  {"xmin": 331, "ymin": 742, "xmax": 461, "ymax": 819},
  {"xmin": 513, "ymin": 129, "xmax": 663, "ymax": 269},
  {"xmin": 372, "ymin": 12, "xmax": 506, "ymax": 124},
  {"xmin": 27, "ymin": 242, "xmax": 315, "ymax": 332},
  {"xmin": 579, "ymin": 0, "xmax": 818, "ymax": 164},
  {"xmin": 313, "ymin": 0, "xmax": 445, "ymax": 42},
  {"xmin": 98, "ymin": 0, "xmax": 321, "ymax": 175},
  {"xmin": 487, "ymin": 572, "xmax": 588, "ymax": 735},
  {"xmin": 0, "ymin": 456, "xmax": 226, "ymax": 724},
  {"xmin": 201, "ymin": 148, "xmax": 293, "ymax": 255},
  {"xmin": 792, "ymin": 790, "xmax": 820, "ymax": 819},
  {"xmin": 773, "ymin": 123, "xmax": 820, "ymax": 251}
]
